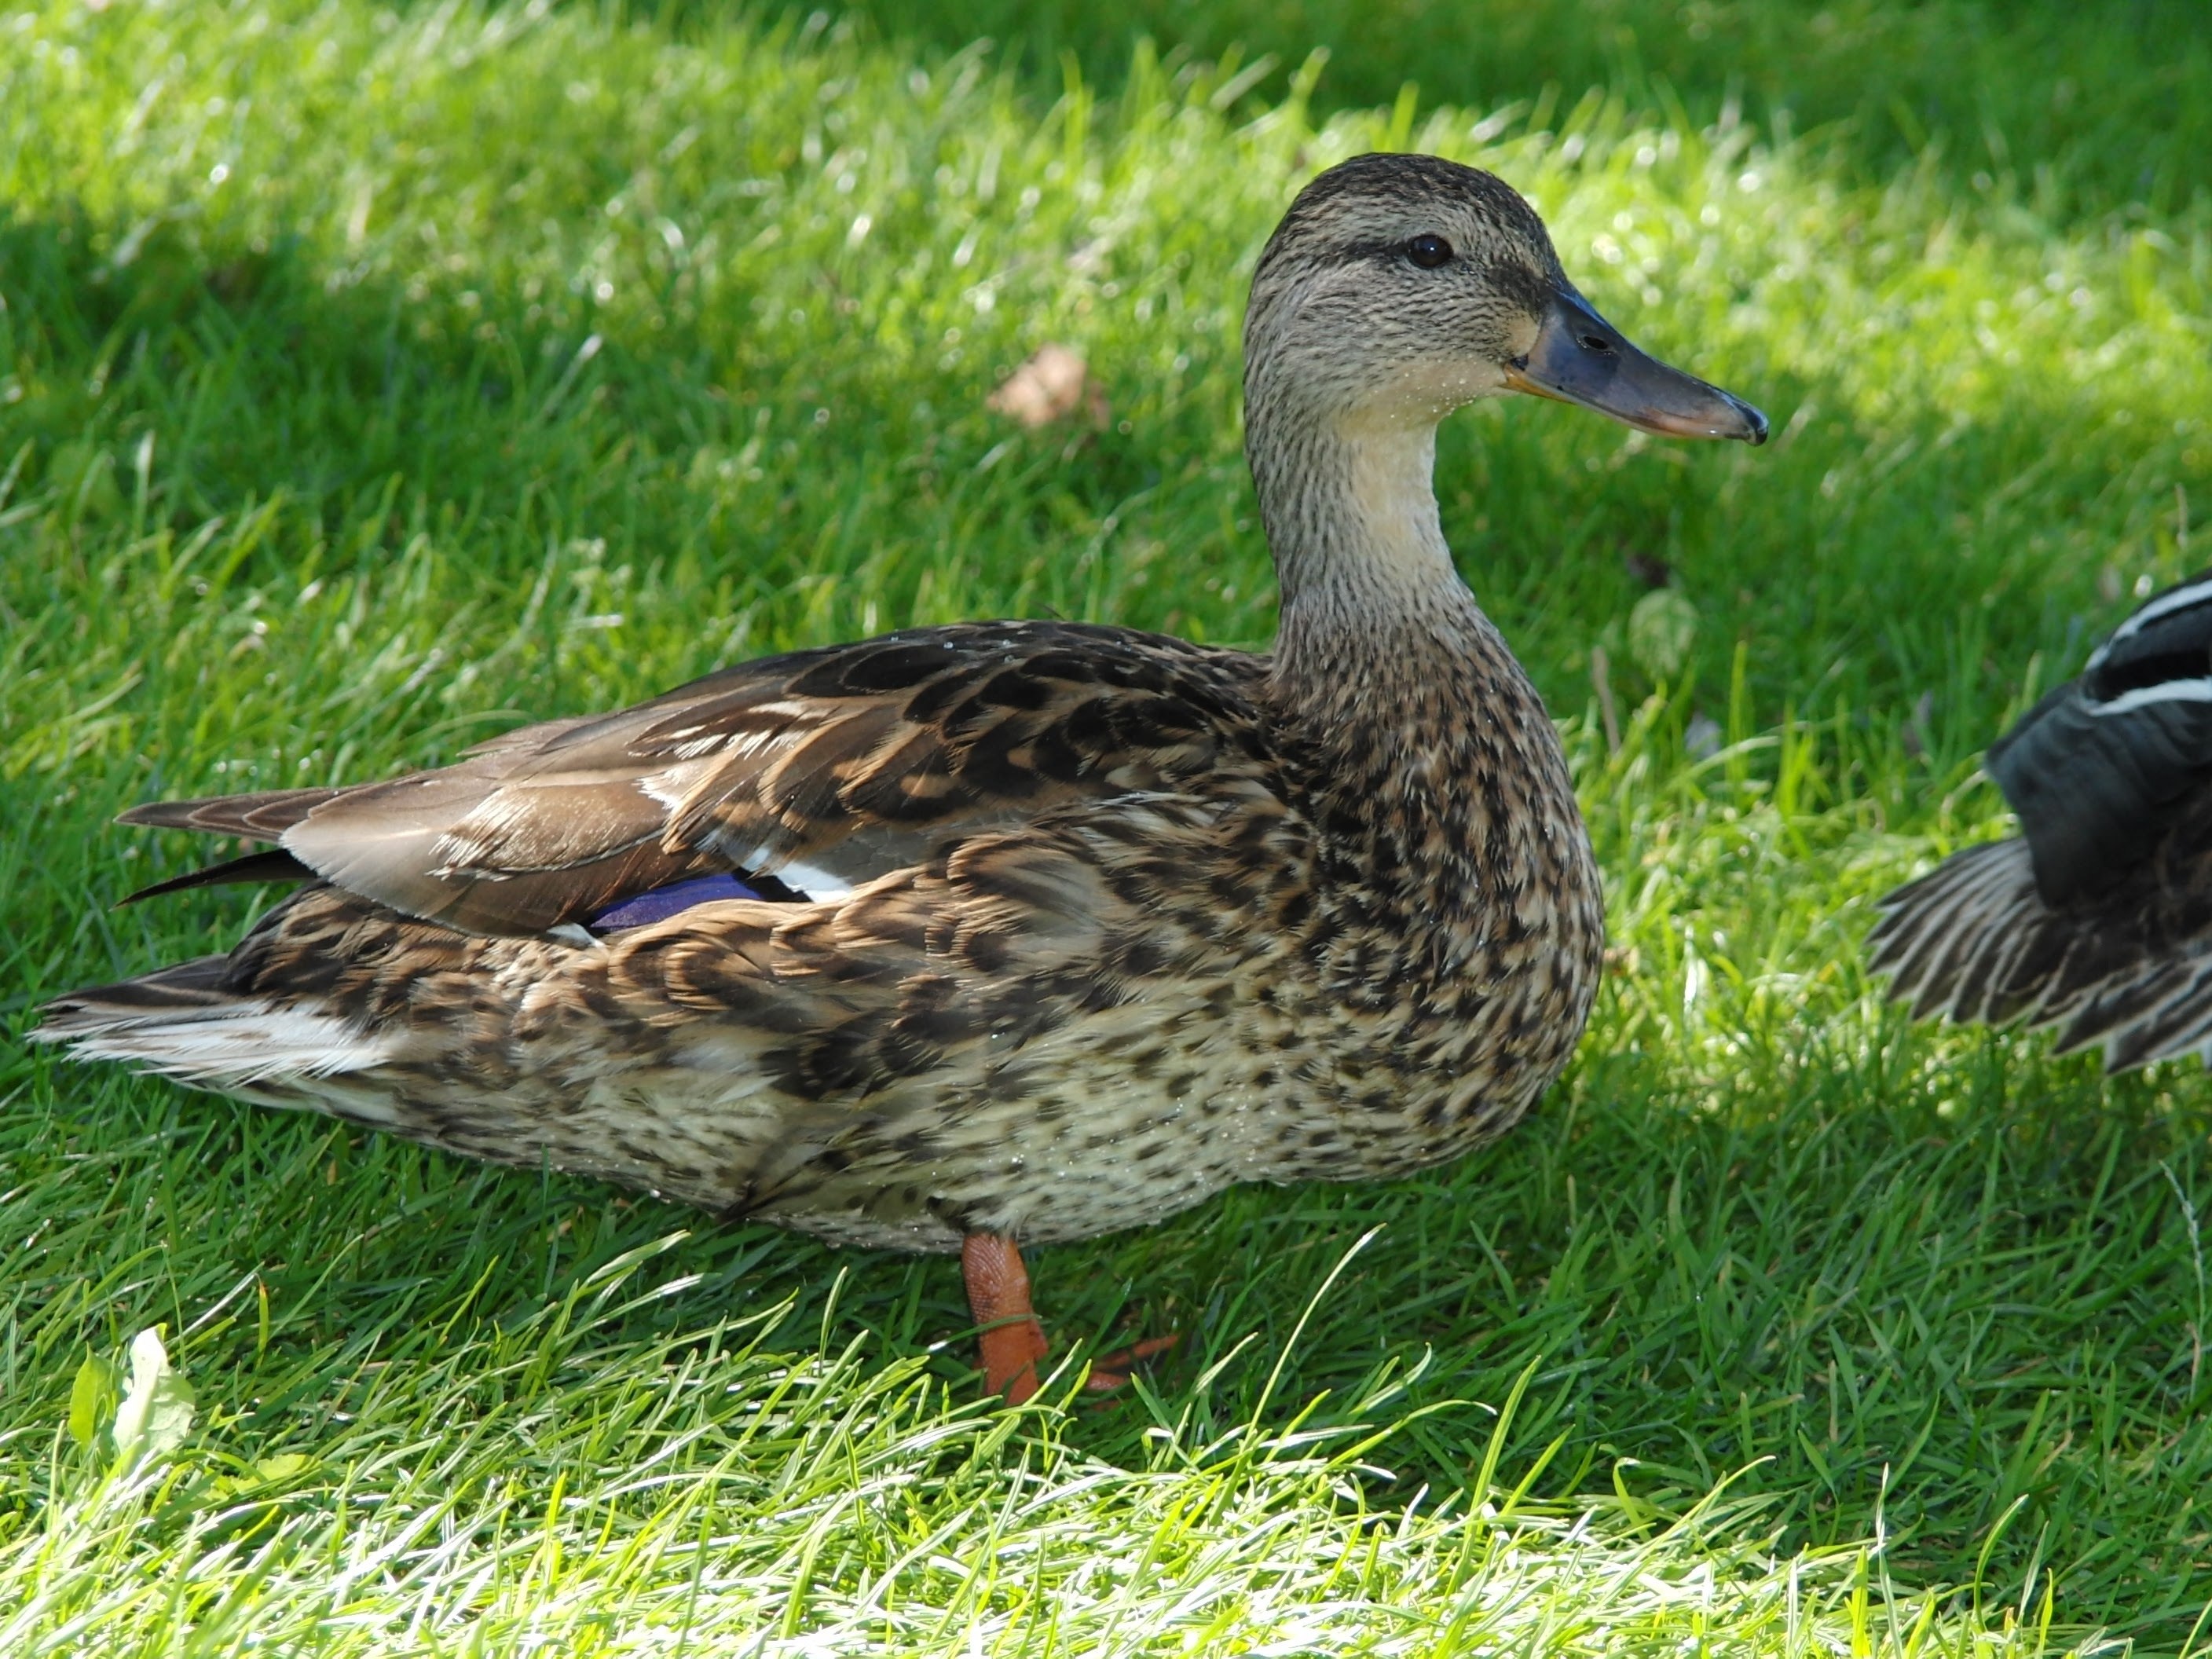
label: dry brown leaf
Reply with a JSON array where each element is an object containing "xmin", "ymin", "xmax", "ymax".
[{"xmin": 987, "ymin": 343, "xmax": 1108, "ymax": 430}]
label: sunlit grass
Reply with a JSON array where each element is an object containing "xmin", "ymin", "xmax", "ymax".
[{"xmin": 3, "ymin": 0, "xmax": 2210, "ymax": 1651}]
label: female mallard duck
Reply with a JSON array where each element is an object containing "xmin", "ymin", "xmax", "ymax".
[
  {"xmin": 37, "ymin": 154, "xmax": 1766, "ymax": 1402},
  {"xmin": 1872, "ymin": 570, "xmax": 2212, "ymax": 1071}
]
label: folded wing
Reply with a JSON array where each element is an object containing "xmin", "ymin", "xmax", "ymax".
[{"xmin": 121, "ymin": 621, "xmax": 1271, "ymax": 936}]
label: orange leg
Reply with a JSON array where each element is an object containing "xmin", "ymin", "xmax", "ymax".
[
  {"xmin": 961, "ymin": 1234, "xmax": 1181, "ymax": 1403},
  {"xmin": 962, "ymin": 1233, "xmax": 1050, "ymax": 1404}
]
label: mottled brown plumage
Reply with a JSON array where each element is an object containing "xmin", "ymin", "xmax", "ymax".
[{"xmin": 38, "ymin": 153, "xmax": 1765, "ymax": 1396}]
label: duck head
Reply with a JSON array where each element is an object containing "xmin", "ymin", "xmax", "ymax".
[{"xmin": 1244, "ymin": 152, "xmax": 1767, "ymax": 445}]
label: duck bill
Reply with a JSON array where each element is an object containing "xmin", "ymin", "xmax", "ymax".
[{"xmin": 1503, "ymin": 286, "xmax": 1767, "ymax": 444}]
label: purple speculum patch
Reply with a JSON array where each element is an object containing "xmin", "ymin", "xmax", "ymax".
[{"xmin": 588, "ymin": 873, "xmax": 764, "ymax": 932}]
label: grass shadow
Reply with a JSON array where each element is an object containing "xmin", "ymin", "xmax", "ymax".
[{"xmin": 767, "ymin": 0, "xmax": 2212, "ymax": 221}]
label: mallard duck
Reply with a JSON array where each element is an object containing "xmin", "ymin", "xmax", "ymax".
[
  {"xmin": 1870, "ymin": 570, "xmax": 2212, "ymax": 1071},
  {"xmin": 36, "ymin": 154, "xmax": 1767, "ymax": 1402}
]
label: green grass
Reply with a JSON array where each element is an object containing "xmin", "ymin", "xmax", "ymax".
[
  {"xmin": 4, "ymin": 0, "xmax": 2211, "ymax": 1650},
  {"xmin": 844, "ymin": 0, "xmax": 2212, "ymax": 221}
]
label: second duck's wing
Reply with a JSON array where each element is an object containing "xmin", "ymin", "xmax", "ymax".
[
  {"xmin": 1871, "ymin": 571, "xmax": 2212, "ymax": 1071},
  {"xmin": 1869, "ymin": 813, "xmax": 2212, "ymax": 1071},
  {"xmin": 121, "ymin": 621, "xmax": 1273, "ymax": 936},
  {"xmin": 1987, "ymin": 569, "xmax": 2212, "ymax": 906}
]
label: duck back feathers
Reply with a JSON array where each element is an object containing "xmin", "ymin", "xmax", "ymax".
[
  {"xmin": 1987, "ymin": 572, "xmax": 2212, "ymax": 907},
  {"xmin": 113, "ymin": 621, "xmax": 1272, "ymax": 939},
  {"xmin": 1870, "ymin": 570, "xmax": 2212, "ymax": 1069}
]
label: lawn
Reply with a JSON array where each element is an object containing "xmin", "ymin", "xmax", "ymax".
[{"xmin": 3, "ymin": 0, "xmax": 2210, "ymax": 1651}]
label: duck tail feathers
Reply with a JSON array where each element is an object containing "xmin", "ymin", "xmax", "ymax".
[
  {"xmin": 31, "ymin": 958, "xmax": 394, "ymax": 1090},
  {"xmin": 117, "ymin": 788, "xmax": 343, "ymax": 840}
]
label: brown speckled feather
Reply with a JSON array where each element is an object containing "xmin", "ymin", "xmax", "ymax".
[
  {"xmin": 38, "ymin": 153, "xmax": 1770, "ymax": 1259},
  {"xmin": 49, "ymin": 611, "xmax": 1596, "ymax": 1250},
  {"xmin": 123, "ymin": 623, "xmax": 1267, "ymax": 936}
]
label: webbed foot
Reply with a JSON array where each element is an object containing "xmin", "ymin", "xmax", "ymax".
[{"xmin": 1082, "ymin": 1332, "xmax": 1181, "ymax": 1393}]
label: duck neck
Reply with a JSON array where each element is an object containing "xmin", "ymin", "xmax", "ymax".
[
  {"xmin": 1251, "ymin": 394, "xmax": 1590, "ymax": 940},
  {"xmin": 1251, "ymin": 399, "xmax": 1494, "ymax": 703}
]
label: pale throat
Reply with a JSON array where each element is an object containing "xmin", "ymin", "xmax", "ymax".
[
  {"xmin": 1261, "ymin": 396, "xmax": 1540, "ymax": 860},
  {"xmin": 1260, "ymin": 392, "xmax": 1500, "ymax": 665},
  {"xmin": 1333, "ymin": 408, "xmax": 1452, "ymax": 577}
]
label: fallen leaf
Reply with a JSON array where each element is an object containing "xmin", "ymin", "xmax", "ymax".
[
  {"xmin": 987, "ymin": 343, "xmax": 1108, "ymax": 430},
  {"xmin": 1590, "ymin": 645, "xmax": 1621, "ymax": 755},
  {"xmin": 111, "ymin": 1325, "xmax": 196, "ymax": 1468},
  {"xmin": 68, "ymin": 1353, "xmax": 122, "ymax": 1449},
  {"xmin": 1903, "ymin": 689, "xmax": 1936, "ymax": 759}
]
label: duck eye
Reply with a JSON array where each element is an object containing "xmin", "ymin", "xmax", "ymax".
[{"xmin": 1406, "ymin": 234, "xmax": 1453, "ymax": 269}]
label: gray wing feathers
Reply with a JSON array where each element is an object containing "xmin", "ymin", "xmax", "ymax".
[
  {"xmin": 1870, "ymin": 837, "xmax": 2212, "ymax": 1071},
  {"xmin": 1870, "ymin": 840, "xmax": 2045, "ymax": 1024}
]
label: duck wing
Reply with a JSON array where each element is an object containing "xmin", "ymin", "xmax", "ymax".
[
  {"xmin": 1868, "ymin": 809, "xmax": 2212, "ymax": 1070},
  {"xmin": 1870, "ymin": 571, "xmax": 2212, "ymax": 1069},
  {"xmin": 1985, "ymin": 570, "xmax": 2212, "ymax": 906},
  {"xmin": 120, "ymin": 621, "xmax": 1272, "ymax": 936}
]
